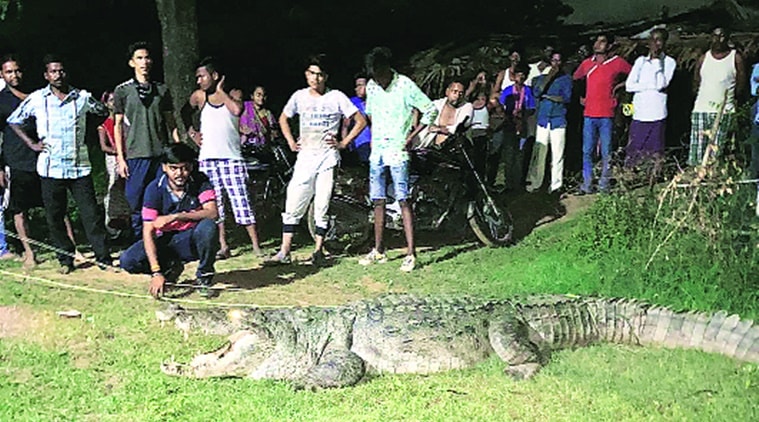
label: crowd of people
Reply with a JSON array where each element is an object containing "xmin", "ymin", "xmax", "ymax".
[{"xmin": 0, "ymin": 26, "xmax": 755, "ymax": 298}]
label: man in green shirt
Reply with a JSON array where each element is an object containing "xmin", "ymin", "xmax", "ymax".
[{"xmin": 358, "ymin": 47, "xmax": 439, "ymax": 273}]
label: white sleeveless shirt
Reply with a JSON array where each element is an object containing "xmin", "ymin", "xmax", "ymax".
[
  {"xmin": 198, "ymin": 98, "xmax": 242, "ymax": 160},
  {"xmin": 693, "ymin": 50, "xmax": 737, "ymax": 114}
]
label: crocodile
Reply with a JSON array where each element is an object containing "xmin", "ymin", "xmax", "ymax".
[{"xmin": 158, "ymin": 294, "xmax": 759, "ymax": 389}]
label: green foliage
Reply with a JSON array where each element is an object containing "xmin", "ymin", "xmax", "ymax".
[{"xmin": 568, "ymin": 159, "xmax": 759, "ymax": 315}]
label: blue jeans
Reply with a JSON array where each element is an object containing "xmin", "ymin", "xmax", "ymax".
[
  {"xmin": 119, "ymin": 218, "xmax": 219, "ymax": 278},
  {"xmin": 0, "ymin": 203, "xmax": 8, "ymax": 255},
  {"xmin": 369, "ymin": 157, "xmax": 409, "ymax": 201},
  {"xmin": 125, "ymin": 158, "xmax": 163, "ymax": 239},
  {"xmin": 582, "ymin": 117, "xmax": 613, "ymax": 192}
]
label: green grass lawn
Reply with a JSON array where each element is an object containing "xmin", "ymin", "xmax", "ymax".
[{"xmin": 0, "ymin": 205, "xmax": 757, "ymax": 421}]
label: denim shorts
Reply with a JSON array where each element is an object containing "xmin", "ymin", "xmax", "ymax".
[{"xmin": 369, "ymin": 158, "xmax": 409, "ymax": 201}]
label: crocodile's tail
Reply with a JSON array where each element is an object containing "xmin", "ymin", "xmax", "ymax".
[{"xmin": 516, "ymin": 296, "xmax": 758, "ymax": 363}]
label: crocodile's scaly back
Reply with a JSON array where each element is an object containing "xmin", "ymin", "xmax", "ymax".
[
  {"xmin": 516, "ymin": 296, "xmax": 759, "ymax": 363},
  {"xmin": 160, "ymin": 294, "xmax": 758, "ymax": 388}
]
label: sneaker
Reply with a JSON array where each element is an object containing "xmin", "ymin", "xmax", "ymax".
[
  {"xmin": 58, "ymin": 263, "xmax": 75, "ymax": 274},
  {"xmin": 399, "ymin": 255, "xmax": 416, "ymax": 273},
  {"xmin": 358, "ymin": 249, "xmax": 387, "ymax": 266},
  {"xmin": 308, "ymin": 250, "xmax": 328, "ymax": 267},
  {"xmin": 195, "ymin": 275, "xmax": 217, "ymax": 299},
  {"xmin": 264, "ymin": 251, "xmax": 292, "ymax": 266}
]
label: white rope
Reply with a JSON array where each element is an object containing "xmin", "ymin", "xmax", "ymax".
[{"xmin": 0, "ymin": 268, "xmax": 301, "ymax": 309}]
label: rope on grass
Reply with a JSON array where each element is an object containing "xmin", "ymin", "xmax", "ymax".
[
  {"xmin": 672, "ymin": 177, "xmax": 759, "ymax": 189},
  {"xmin": 0, "ymin": 268, "xmax": 295, "ymax": 309}
]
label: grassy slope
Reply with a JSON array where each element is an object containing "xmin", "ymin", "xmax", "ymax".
[{"xmin": 0, "ymin": 210, "xmax": 757, "ymax": 421}]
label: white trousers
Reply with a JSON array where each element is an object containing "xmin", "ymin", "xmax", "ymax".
[
  {"xmin": 527, "ymin": 124, "xmax": 565, "ymax": 193},
  {"xmin": 281, "ymin": 151, "xmax": 336, "ymax": 230}
]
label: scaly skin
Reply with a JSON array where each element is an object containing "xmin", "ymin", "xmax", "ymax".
[{"xmin": 159, "ymin": 294, "xmax": 759, "ymax": 388}]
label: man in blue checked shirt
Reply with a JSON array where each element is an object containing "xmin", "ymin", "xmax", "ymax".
[{"xmin": 8, "ymin": 54, "xmax": 112, "ymax": 274}]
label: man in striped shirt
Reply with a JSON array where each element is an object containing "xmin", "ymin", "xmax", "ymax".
[{"xmin": 8, "ymin": 54, "xmax": 112, "ymax": 274}]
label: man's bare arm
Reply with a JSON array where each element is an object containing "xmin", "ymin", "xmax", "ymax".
[
  {"xmin": 337, "ymin": 112, "xmax": 367, "ymax": 149},
  {"xmin": 278, "ymin": 112, "xmax": 300, "ymax": 152},
  {"xmin": 9, "ymin": 124, "xmax": 43, "ymax": 153}
]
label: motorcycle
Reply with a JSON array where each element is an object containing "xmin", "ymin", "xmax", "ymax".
[
  {"xmin": 308, "ymin": 128, "xmax": 514, "ymax": 252},
  {"xmin": 243, "ymin": 138, "xmax": 295, "ymax": 229}
]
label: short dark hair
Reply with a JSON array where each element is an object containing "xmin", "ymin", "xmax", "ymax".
[
  {"xmin": 100, "ymin": 90, "xmax": 113, "ymax": 103},
  {"xmin": 127, "ymin": 41, "xmax": 151, "ymax": 60},
  {"xmin": 514, "ymin": 63, "xmax": 530, "ymax": 76},
  {"xmin": 365, "ymin": 47, "xmax": 392, "ymax": 78},
  {"xmin": 651, "ymin": 28, "xmax": 669, "ymax": 42},
  {"xmin": 197, "ymin": 56, "xmax": 220, "ymax": 75},
  {"xmin": 0, "ymin": 54, "xmax": 20, "ymax": 68},
  {"xmin": 354, "ymin": 72, "xmax": 368, "ymax": 81},
  {"xmin": 305, "ymin": 53, "xmax": 330, "ymax": 75},
  {"xmin": 447, "ymin": 78, "xmax": 466, "ymax": 89},
  {"xmin": 596, "ymin": 32, "xmax": 616, "ymax": 45},
  {"xmin": 42, "ymin": 53, "xmax": 64, "ymax": 69},
  {"xmin": 162, "ymin": 143, "xmax": 198, "ymax": 164}
]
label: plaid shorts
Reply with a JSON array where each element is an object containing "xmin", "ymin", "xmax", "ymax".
[
  {"xmin": 198, "ymin": 159, "xmax": 255, "ymax": 225},
  {"xmin": 689, "ymin": 112, "xmax": 734, "ymax": 166}
]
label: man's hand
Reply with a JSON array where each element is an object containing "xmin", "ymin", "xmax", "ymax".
[
  {"xmin": 323, "ymin": 133, "xmax": 339, "ymax": 148},
  {"xmin": 216, "ymin": 75, "xmax": 226, "ymax": 94},
  {"xmin": 188, "ymin": 128, "xmax": 203, "ymax": 147},
  {"xmin": 117, "ymin": 156, "xmax": 130, "ymax": 178},
  {"xmin": 287, "ymin": 139, "xmax": 301, "ymax": 152},
  {"xmin": 149, "ymin": 273, "xmax": 166, "ymax": 298},
  {"xmin": 152, "ymin": 214, "xmax": 177, "ymax": 230},
  {"xmin": 0, "ymin": 170, "xmax": 6, "ymax": 189},
  {"xmin": 28, "ymin": 142, "xmax": 44, "ymax": 153}
]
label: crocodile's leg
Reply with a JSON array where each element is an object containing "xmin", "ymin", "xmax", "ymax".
[
  {"xmin": 488, "ymin": 316, "xmax": 548, "ymax": 380},
  {"xmin": 293, "ymin": 349, "xmax": 366, "ymax": 389}
]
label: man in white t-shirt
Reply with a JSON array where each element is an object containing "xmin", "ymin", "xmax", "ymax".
[{"xmin": 266, "ymin": 54, "xmax": 367, "ymax": 265}]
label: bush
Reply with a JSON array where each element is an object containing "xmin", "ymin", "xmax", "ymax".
[{"xmin": 567, "ymin": 159, "xmax": 759, "ymax": 316}]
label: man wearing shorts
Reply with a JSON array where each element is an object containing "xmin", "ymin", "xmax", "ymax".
[
  {"xmin": 185, "ymin": 57, "xmax": 262, "ymax": 258},
  {"xmin": 266, "ymin": 54, "xmax": 366, "ymax": 265},
  {"xmin": 358, "ymin": 47, "xmax": 439, "ymax": 272}
]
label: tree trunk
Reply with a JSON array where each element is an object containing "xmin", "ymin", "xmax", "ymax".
[{"xmin": 154, "ymin": 0, "xmax": 199, "ymax": 135}]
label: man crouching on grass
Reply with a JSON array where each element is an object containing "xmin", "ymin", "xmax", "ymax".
[{"xmin": 119, "ymin": 143, "xmax": 220, "ymax": 298}]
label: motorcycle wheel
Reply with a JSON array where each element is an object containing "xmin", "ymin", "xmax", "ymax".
[
  {"xmin": 307, "ymin": 196, "xmax": 372, "ymax": 254},
  {"xmin": 467, "ymin": 195, "xmax": 513, "ymax": 247}
]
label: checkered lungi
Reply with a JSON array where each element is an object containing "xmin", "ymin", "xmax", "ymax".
[
  {"xmin": 689, "ymin": 112, "xmax": 734, "ymax": 166},
  {"xmin": 198, "ymin": 158, "xmax": 255, "ymax": 225}
]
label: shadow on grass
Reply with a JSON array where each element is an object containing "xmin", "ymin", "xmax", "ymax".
[
  {"xmin": 214, "ymin": 259, "xmax": 328, "ymax": 291},
  {"xmin": 503, "ymin": 189, "xmax": 567, "ymax": 242}
]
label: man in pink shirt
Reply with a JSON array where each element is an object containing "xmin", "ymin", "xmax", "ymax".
[{"xmin": 573, "ymin": 33, "xmax": 631, "ymax": 194}]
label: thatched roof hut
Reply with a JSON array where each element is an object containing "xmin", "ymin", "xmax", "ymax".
[{"xmin": 408, "ymin": 0, "xmax": 759, "ymax": 97}]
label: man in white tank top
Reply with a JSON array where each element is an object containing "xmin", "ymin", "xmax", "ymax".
[
  {"xmin": 185, "ymin": 57, "xmax": 263, "ymax": 259},
  {"xmin": 689, "ymin": 27, "xmax": 746, "ymax": 166}
]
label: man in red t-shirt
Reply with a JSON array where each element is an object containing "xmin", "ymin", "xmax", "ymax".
[{"xmin": 573, "ymin": 33, "xmax": 631, "ymax": 193}]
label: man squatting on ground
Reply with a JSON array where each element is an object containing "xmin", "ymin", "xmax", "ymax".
[
  {"xmin": 120, "ymin": 143, "xmax": 220, "ymax": 298},
  {"xmin": 114, "ymin": 42, "xmax": 179, "ymax": 240},
  {"xmin": 184, "ymin": 57, "xmax": 263, "ymax": 259},
  {"xmin": 7, "ymin": 54, "xmax": 112, "ymax": 274},
  {"xmin": 358, "ymin": 47, "xmax": 439, "ymax": 273},
  {"xmin": 266, "ymin": 54, "xmax": 367, "ymax": 265}
]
